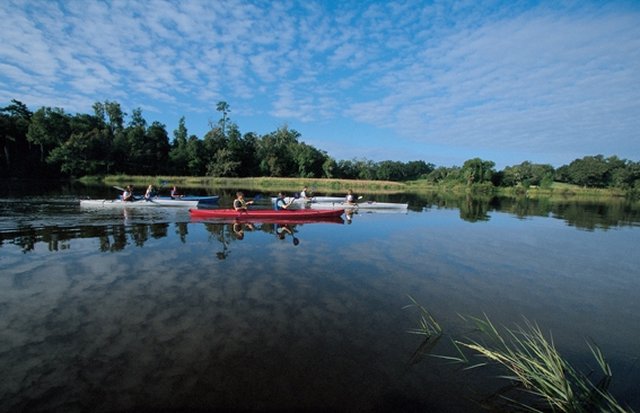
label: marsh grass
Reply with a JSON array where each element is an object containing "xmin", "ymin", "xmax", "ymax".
[
  {"xmin": 84, "ymin": 175, "xmax": 636, "ymax": 198},
  {"xmin": 404, "ymin": 295, "xmax": 442, "ymax": 337},
  {"xmin": 404, "ymin": 301, "xmax": 631, "ymax": 412},
  {"xmin": 404, "ymin": 295, "xmax": 443, "ymax": 366},
  {"xmin": 94, "ymin": 175, "xmax": 406, "ymax": 193},
  {"xmin": 457, "ymin": 314, "xmax": 630, "ymax": 412}
]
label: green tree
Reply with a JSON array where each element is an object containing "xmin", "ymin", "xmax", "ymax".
[
  {"xmin": 186, "ymin": 135, "xmax": 205, "ymax": 176},
  {"xmin": 405, "ymin": 160, "xmax": 435, "ymax": 180},
  {"xmin": 216, "ymin": 101, "xmax": 230, "ymax": 136},
  {"xmin": 461, "ymin": 158, "xmax": 495, "ymax": 185},
  {"xmin": 565, "ymin": 155, "xmax": 610, "ymax": 187},
  {"xmin": 502, "ymin": 161, "xmax": 555, "ymax": 187},
  {"xmin": 144, "ymin": 121, "xmax": 171, "ymax": 174},
  {"xmin": 169, "ymin": 117, "xmax": 190, "ymax": 175},
  {"xmin": 257, "ymin": 125, "xmax": 299, "ymax": 177},
  {"xmin": 47, "ymin": 129, "xmax": 110, "ymax": 176},
  {"xmin": 27, "ymin": 107, "xmax": 71, "ymax": 163},
  {"xmin": 47, "ymin": 112, "xmax": 112, "ymax": 176},
  {"xmin": 292, "ymin": 143, "xmax": 327, "ymax": 178},
  {"xmin": 322, "ymin": 157, "xmax": 337, "ymax": 178},
  {"xmin": 335, "ymin": 159, "xmax": 358, "ymax": 179},
  {"xmin": 0, "ymin": 100, "xmax": 32, "ymax": 176},
  {"xmin": 206, "ymin": 147, "xmax": 240, "ymax": 177},
  {"xmin": 237, "ymin": 132, "xmax": 260, "ymax": 177},
  {"xmin": 425, "ymin": 166, "xmax": 461, "ymax": 183},
  {"xmin": 354, "ymin": 158, "xmax": 376, "ymax": 180}
]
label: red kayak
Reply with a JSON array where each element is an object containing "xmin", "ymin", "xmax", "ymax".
[{"xmin": 189, "ymin": 208, "xmax": 345, "ymax": 223}]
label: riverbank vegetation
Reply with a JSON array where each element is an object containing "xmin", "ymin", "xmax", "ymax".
[{"xmin": 2, "ymin": 99, "xmax": 638, "ymax": 197}]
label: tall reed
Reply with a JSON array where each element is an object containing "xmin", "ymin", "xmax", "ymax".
[{"xmin": 404, "ymin": 300, "xmax": 631, "ymax": 412}]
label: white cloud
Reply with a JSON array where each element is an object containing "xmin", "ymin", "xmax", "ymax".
[{"xmin": 1, "ymin": 0, "xmax": 638, "ymax": 166}]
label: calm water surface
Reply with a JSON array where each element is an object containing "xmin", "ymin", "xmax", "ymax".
[{"xmin": 0, "ymin": 184, "xmax": 639, "ymax": 412}]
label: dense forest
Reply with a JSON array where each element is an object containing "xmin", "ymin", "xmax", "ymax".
[{"xmin": 1, "ymin": 99, "xmax": 639, "ymax": 192}]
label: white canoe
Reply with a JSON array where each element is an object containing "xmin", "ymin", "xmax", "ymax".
[
  {"xmin": 309, "ymin": 196, "xmax": 346, "ymax": 203},
  {"xmin": 270, "ymin": 196, "xmax": 347, "ymax": 204},
  {"xmin": 270, "ymin": 196, "xmax": 348, "ymax": 210},
  {"xmin": 307, "ymin": 201, "xmax": 408, "ymax": 210},
  {"xmin": 154, "ymin": 195, "xmax": 219, "ymax": 205},
  {"xmin": 80, "ymin": 198, "xmax": 199, "ymax": 208}
]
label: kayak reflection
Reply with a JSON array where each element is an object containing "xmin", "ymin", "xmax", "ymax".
[
  {"xmin": 201, "ymin": 221, "xmax": 311, "ymax": 259},
  {"xmin": 275, "ymin": 223, "xmax": 299, "ymax": 246},
  {"xmin": 232, "ymin": 222, "xmax": 299, "ymax": 245},
  {"xmin": 232, "ymin": 222, "xmax": 255, "ymax": 240}
]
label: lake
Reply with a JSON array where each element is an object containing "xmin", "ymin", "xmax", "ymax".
[{"xmin": 1, "ymin": 182, "xmax": 639, "ymax": 412}]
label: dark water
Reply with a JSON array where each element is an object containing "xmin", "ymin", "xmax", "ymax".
[{"xmin": 1, "ymin": 182, "xmax": 639, "ymax": 412}]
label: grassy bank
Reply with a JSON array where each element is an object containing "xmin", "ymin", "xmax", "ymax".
[
  {"xmin": 83, "ymin": 175, "xmax": 407, "ymax": 194},
  {"xmin": 80, "ymin": 175, "xmax": 634, "ymax": 198},
  {"xmin": 407, "ymin": 179, "xmax": 631, "ymax": 199}
]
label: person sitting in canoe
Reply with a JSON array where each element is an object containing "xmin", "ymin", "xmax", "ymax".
[
  {"xmin": 275, "ymin": 192, "xmax": 294, "ymax": 210},
  {"xmin": 170, "ymin": 186, "xmax": 183, "ymax": 198},
  {"xmin": 299, "ymin": 186, "xmax": 310, "ymax": 199},
  {"xmin": 345, "ymin": 189, "xmax": 357, "ymax": 205},
  {"xmin": 233, "ymin": 191, "xmax": 253, "ymax": 211},
  {"xmin": 122, "ymin": 185, "xmax": 134, "ymax": 202},
  {"xmin": 144, "ymin": 184, "xmax": 155, "ymax": 201}
]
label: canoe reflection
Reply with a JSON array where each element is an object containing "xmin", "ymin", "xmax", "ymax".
[
  {"xmin": 205, "ymin": 221, "xmax": 311, "ymax": 259},
  {"xmin": 229, "ymin": 222, "xmax": 300, "ymax": 245},
  {"xmin": 0, "ymin": 215, "xmax": 338, "ymax": 254},
  {"xmin": 190, "ymin": 215, "xmax": 344, "ymax": 225}
]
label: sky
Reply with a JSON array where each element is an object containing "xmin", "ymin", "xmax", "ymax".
[{"xmin": 1, "ymin": 0, "xmax": 639, "ymax": 169}]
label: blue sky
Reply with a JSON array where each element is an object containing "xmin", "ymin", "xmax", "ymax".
[{"xmin": 1, "ymin": 0, "xmax": 639, "ymax": 169}]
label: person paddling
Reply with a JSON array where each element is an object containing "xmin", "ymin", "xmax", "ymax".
[
  {"xmin": 171, "ymin": 186, "xmax": 183, "ymax": 199},
  {"xmin": 275, "ymin": 192, "xmax": 294, "ymax": 210},
  {"xmin": 233, "ymin": 191, "xmax": 253, "ymax": 211},
  {"xmin": 144, "ymin": 184, "xmax": 155, "ymax": 201},
  {"xmin": 345, "ymin": 189, "xmax": 357, "ymax": 205},
  {"xmin": 122, "ymin": 185, "xmax": 134, "ymax": 202}
]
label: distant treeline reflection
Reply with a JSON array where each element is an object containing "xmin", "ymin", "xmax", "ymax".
[{"xmin": 408, "ymin": 193, "xmax": 640, "ymax": 229}]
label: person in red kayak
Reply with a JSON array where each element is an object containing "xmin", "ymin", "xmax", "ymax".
[
  {"xmin": 275, "ymin": 192, "xmax": 294, "ymax": 210},
  {"xmin": 233, "ymin": 191, "xmax": 253, "ymax": 211}
]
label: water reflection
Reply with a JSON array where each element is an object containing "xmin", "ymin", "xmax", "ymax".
[
  {"xmin": 0, "ymin": 220, "xmax": 323, "ymax": 254},
  {"xmin": 202, "ymin": 221, "xmax": 306, "ymax": 260},
  {"xmin": 2, "ymin": 194, "xmax": 639, "ymax": 254},
  {"xmin": 2, "ymin": 189, "xmax": 639, "ymax": 412},
  {"xmin": 406, "ymin": 192, "xmax": 640, "ymax": 229}
]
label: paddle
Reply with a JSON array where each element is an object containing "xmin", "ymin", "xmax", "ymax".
[
  {"xmin": 112, "ymin": 185, "xmax": 155, "ymax": 203},
  {"xmin": 113, "ymin": 185, "xmax": 134, "ymax": 201}
]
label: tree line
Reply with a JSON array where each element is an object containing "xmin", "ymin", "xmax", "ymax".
[{"xmin": 1, "ymin": 99, "xmax": 639, "ymax": 191}]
